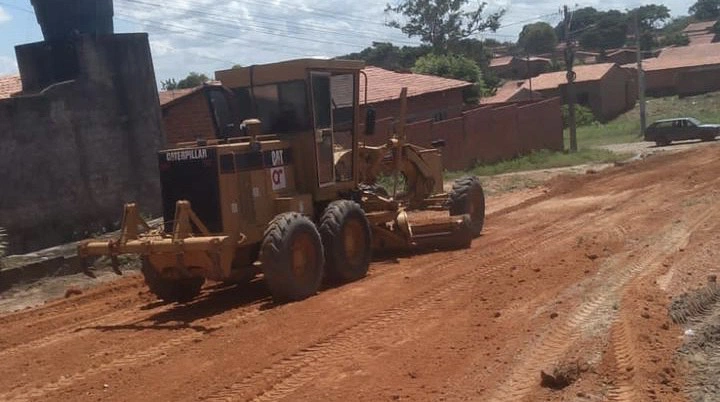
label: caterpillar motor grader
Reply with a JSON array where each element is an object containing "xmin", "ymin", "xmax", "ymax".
[{"xmin": 78, "ymin": 59, "xmax": 485, "ymax": 303}]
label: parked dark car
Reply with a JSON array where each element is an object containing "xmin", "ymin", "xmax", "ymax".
[{"xmin": 645, "ymin": 117, "xmax": 720, "ymax": 146}]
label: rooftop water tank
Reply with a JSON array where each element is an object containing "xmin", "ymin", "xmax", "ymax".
[{"xmin": 31, "ymin": 0, "xmax": 114, "ymax": 41}]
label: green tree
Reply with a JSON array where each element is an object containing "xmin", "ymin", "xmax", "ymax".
[
  {"xmin": 385, "ymin": 0, "xmax": 505, "ymax": 51},
  {"xmin": 518, "ymin": 22, "xmax": 558, "ymax": 55},
  {"xmin": 555, "ymin": 7, "xmax": 601, "ymax": 41},
  {"xmin": 341, "ymin": 42, "xmax": 431, "ymax": 71},
  {"xmin": 578, "ymin": 10, "xmax": 628, "ymax": 51},
  {"xmin": 689, "ymin": 0, "xmax": 720, "ymax": 20},
  {"xmin": 628, "ymin": 4, "xmax": 670, "ymax": 30},
  {"xmin": 412, "ymin": 53, "xmax": 485, "ymax": 102},
  {"xmin": 161, "ymin": 72, "xmax": 210, "ymax": 90}
]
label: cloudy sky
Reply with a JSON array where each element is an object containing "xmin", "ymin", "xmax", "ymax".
[{"xmin": 0, "ymin": 0, "xmax": 694, "ymax": 85}]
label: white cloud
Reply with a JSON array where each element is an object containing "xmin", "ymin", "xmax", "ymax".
[
  {"xmin": 0, "ymin": 55, "xmax": 18, "ymax": 75},
  {"xmin": 0, "ymin": 6, "xmax": 12, "ymax": 24},
  {"xmin": 113, "ymin": 0, "xmax": 693, "ymax": 83}
]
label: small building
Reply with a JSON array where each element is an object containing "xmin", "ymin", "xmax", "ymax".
[
  {"xmin": 159, "ymin": 65, "xmax": 474, "ymax": 145},
  {"xmin": 0, "ymin": 75, "xmax": 22, "ymax": 99},
  {"xmin": 489, "ymin": 56, "xmax": 551, "ymax": 79},
  {"xmin": 499, "ymin": 63, "xmax": 637, "ymax": 121},
  {"xmin": 635, "ymin": 43, "xmax": 720, "ymax": 97},
  {"xmin": 683, "ymin": 20, "xmax": 719, "ymax": 46}
]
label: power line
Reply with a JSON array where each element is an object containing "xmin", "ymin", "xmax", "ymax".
[{"xmin": 116, "ymin": 0, "xmax": 416, "ymax": 46}]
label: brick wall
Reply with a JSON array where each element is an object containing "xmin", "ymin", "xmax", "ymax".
[
  {"xmin": 0, "ymin": 34, "xmax": 163, "ymax": 254},
  {"xmin": 162, "ymin": 90, "xmax": 217, "ymax": 145},
  {"xmin": 366, "ymin": 98, "xmax": 564, "ymax": 172},
  {"xmin": 677, "ymin": 65, "xmax": 720, "ymax": 97}
]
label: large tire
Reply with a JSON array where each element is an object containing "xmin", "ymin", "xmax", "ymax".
[
  {"xmin": 319, "ymin": 200, "xmax": 372, "ymax": 283},
  {"xmin": 448, "ymin": 176, "xmax": 485, "ymax": 237},
  {"xmin": 260, "ymin": 213, "xmax": 325, "ymax": 303},
  {"xmin": 141, "ymin": 257, "xmax": 204, "ymax": 303}
]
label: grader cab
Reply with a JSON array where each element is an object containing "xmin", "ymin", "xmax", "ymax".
[{"xmin": 79, "ymin": 59, "xmax": 485, "ymax": 303}]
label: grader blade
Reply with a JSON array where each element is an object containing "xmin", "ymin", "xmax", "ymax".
[{"xmin": 78, "ymin": 201, "xmax": 241, "ymax": 280}]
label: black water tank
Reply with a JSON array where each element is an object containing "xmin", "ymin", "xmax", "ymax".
[{"xmin": 31, "ymin": 0, "xmax": 114, "ymax": 41}]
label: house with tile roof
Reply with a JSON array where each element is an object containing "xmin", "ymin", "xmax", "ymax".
[
  {"xmin": 484, "ymin": 63, "xmax": 637, "ymax": 121},
  {"xmin": 628, "ymin": 42, "xmax": 720, "ymax": 97},
  {"xmin": 682, "ymin": 20, "xmax": 719, "ymax": 46},
  {"xmin": 158, "ymin": 66, "xmax": 474, "ymax": 145}
]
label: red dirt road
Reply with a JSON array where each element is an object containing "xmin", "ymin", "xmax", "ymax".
[{"xmin": 1, "ymin": 145, "xmax": 719, "ymax": 402}]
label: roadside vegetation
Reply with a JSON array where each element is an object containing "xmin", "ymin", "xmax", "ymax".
[
  {"xmin": 446, "ymin": 148, "xmax": 630, "ymax": 180},
  {"xmin": 568, "ymin": 90, "xmax": 720, "ymax": 148}
]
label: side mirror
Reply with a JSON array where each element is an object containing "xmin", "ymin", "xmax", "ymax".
[{"xmin": 365, "ymin": 107, "xmax": 376, "ymax": 136}]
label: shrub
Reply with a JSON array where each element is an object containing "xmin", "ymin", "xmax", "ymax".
[{"xmin": 561, "ymin": 104, "xmax": 596, "ymax": 129}]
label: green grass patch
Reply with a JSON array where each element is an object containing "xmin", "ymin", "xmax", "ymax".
[
  {"xmin": 446, "ymin": 148, "xmax": 630, "ymax": 180},
  {"xmin": 567, "ymin": 90, "xmax": 720, "ymax": 148}
]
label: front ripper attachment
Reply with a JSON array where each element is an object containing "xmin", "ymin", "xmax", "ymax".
[{"xmin": 78, "ymin": 201, "xmax": 237, "ymax": 280}]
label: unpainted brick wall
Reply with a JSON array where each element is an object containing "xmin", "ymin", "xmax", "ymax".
[
  {"xmin": 162, "ymin": 91, "xmax": 217, "ymax": 145},
  {"xmin": 364, "ymin": 98, "xmax": 563, "ymax": 172},
  {"xmin": 0, "ymin": 34, "xmax": 164, "ymax": 254}
]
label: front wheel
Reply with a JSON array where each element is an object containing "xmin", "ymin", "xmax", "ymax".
[
  {"xmin": 260, "ymin": 213, "xmax": 325, "ymax": 303},
  {"xmin": 141, "ymin": 257, "xmax": 205, "ymax": 303},
  {"xmin": 448, "ymin": 176, "xmax": 485, "ymax": 237},
  {"xmin": 319, "ymin": 200, "xmax": 372, "ymax": 283}
]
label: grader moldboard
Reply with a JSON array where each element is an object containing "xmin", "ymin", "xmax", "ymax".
[{"xmin": 78, "ymin": 59, "xmax": 485, "ymax": 303}]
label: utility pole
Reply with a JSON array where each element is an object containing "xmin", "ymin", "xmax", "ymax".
[
  {"xmin": 634, "ymin": 14, "xmax": 648, "ymax": 138},
  {"xmin": 564, "ymin": 5, "xmax": 578, "ymax": 152}
]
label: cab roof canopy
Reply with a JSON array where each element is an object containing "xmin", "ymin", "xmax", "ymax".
[{"xmin": 215, "ymin": 58, "xmax": 365, "ymax": 88}]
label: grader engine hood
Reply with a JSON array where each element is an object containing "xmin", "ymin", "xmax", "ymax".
[{"xmin": 159, "ymin": 147, "xmax": 222, "ymax": 234}]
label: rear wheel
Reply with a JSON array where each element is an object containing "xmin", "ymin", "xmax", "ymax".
[
  {"xmin": 701, "ymin": 134, "xmax": 716, "ymax": 142},
  {"xmin": 260, "ymin": 213, "xmax": 325, "ymax": 303},
  {"xmin": 319, "ymin": 200, "xmax": 372, "ymax": 283},
  {"xmin": 655, "ymin": 137, "xmax": 670, "ymax": 147},
  {"xmin": 141, "ymin": 257, "xmax": 204, "ymax": 303},
  {"xmin": 448, "ymin": 176, "xmax": 485, "ymax": 237}
]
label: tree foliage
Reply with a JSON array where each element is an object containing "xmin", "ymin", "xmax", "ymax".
[
  {"xmin": 577, "ymin": 10, "xmax": 628, "ymax": 51},
  {"xmin": 385, "ymin": 0, "xmax": 505, "ymax": 51},
  {"xmin": 161, "ymin": 72, "xmax": 210, "ymax": 90},
  {"xmin": 518, "ymin": 22, "xmax": 558, "ymax": 55},
  {"xmin": 689, "ymin": 0, "xmax": 720, "ymax": 20},
  {"xmin": 628, "ymin": 4, "xmax": 671, "ymax": 30},
  {"xmin": 412, "ymin": 53, "xmax": 485, "ymax": 101},
  {"xmin": 341, "ymin": 42, "xmax": 431, "ymax": 71}
]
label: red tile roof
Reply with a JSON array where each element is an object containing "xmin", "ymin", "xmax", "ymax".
[
  {"xmin": 645, "ymin": 43, "xmax": 720, "ymax": 70},
  {"xmin": 490, "ymin": 56, "xmax": 514, "ymax": 67},
  {"xmin": 158, "ymin": 87, "xmax": 200, "ymax": 106},
  {"xmin": 0, "ymin": 75, "xmax": 22, "ymax": 99},
  {"xmin": 683, "ymin": 21, "xmax": 716, "ymax": 34},
  {"xmin": 360, "ymin": 66, "xmax": 473, "ymax": 104},
  {"xmin": 519, "ymin": 63, "xmax": 616, "ymax": 91},
  {"xmin": 158, "ymin": 81, "xmax": 222, "ymax": 107},
  {"xmin": 481, "ymin": 81, "xmax": 540, "ymax": 104},
  {"xmin": 688, "ymin": 33, "xmax": 717, "ymax": 45}
]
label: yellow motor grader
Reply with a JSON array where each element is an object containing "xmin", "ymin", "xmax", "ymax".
[{"xmin": 78, "ymin": 59, "xmax": 485, "ymax": 303}]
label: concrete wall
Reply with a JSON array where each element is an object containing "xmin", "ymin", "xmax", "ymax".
[
  {"xmin": 162, "ymin": 90, "xmax": 217, "ymax": 145},
  {"xmin": 0, "ymin": 34, "xmax": 164, "ymax": 254}
]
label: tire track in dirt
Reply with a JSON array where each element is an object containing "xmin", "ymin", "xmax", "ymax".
[
  {"xmin": 0, "ymin": 305, "xmax": 265, "ymax": 402},
  {"xmin": 605, "ymin": 314, "xmax": 640, "ymax": 402},
  {"xmin": 201, "ymin": 219, "xmax": 592, "ymax": 402},
  {"xmin": 486, "ymin": 206, "xmax": 717, "ymax": 402}
]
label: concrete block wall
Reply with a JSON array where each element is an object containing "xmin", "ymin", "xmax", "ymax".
[{"xmin": 0, "ymin": 34, "xmax": 164, "ymax": 254}]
